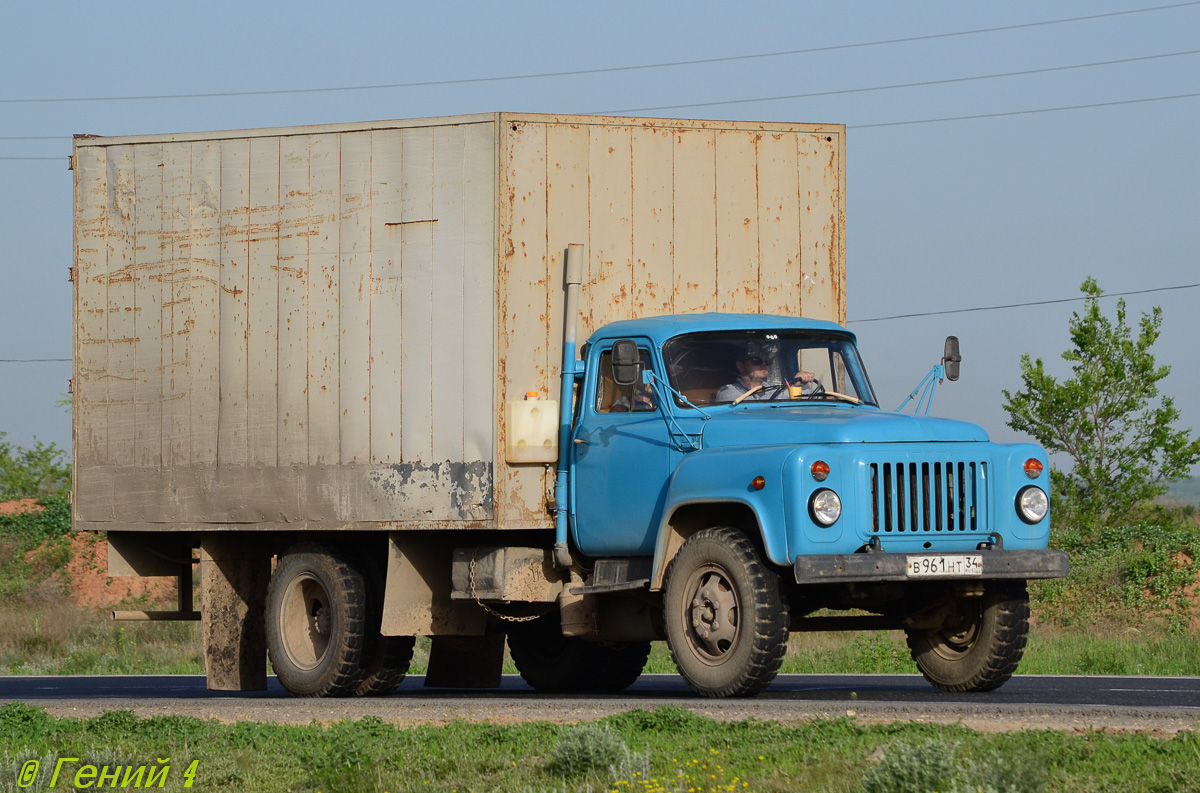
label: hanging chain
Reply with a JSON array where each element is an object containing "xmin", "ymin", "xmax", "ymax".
[{"xmin": 468, "ymin": 550, "xmax": 542, "ymax": 623}]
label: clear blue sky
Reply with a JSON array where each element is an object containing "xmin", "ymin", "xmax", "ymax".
[{"xmin": 2, "ymin": 1, "xmax": 1197, "ymax": 473}]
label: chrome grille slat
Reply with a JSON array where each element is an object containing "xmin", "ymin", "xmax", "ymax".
[{"xmin": 869, "ymin": 459, "xmax": 987, "ymax": 533}]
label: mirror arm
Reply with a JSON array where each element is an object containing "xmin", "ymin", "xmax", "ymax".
[{"xmin": 895, "ymin": 364, "xmax": 945, "ymax": 415}]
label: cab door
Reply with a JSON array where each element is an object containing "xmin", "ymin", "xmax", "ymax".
[{"xmin": 570, "ymin": 341, "xmax": 671, "ymax": 557}]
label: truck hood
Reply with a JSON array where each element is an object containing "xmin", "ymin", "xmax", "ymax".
[{"xmin": 699, "ymin": 406, "xmax": 989, "ymax": 447}]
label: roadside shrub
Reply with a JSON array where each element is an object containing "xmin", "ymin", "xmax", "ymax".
[
  {"xmin": 861, "ymin": 738, "xmax": 1046, "ymax": 793},
  {"xmin": 551, "ymin": 723, "xmax": 634, "ymax": 777},
  {"xmin": 860, "ymin": 739, "xmax": 959, "ymax": 793}
]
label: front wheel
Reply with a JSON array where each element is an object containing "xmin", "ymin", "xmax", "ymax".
[
  {"xmin": 663, "ymin": 527, "xmax": 789, "ymax": 697},
  {"xmin": 905, "ymin": 580, "xmax": 1030, "ymax": 693}
]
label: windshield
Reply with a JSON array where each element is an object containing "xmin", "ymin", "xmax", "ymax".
[{"xmin": 662, "ymin": 330, "xmax": 877, "ymax": 407}]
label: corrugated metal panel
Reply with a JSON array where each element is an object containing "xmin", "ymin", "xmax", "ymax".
[
  {"xmin": 370, "ymin": 128, "xmax": 405, "ymax": 464},
  {"xmin": 74, "ymin": 119, "xmax": 498, "ymax": 528},
  {"xmin": 756, "ymin": 132, "xmax": 802, "ymax": 316},
  {"xmin": 338, "ymin": 132, "xmax": 372, "ymax": 464},
  {"xmin": 672, "ymin": 128, "xmax": 718, "ymax": 312},
  {"xmin": 105, "ymin": 145, "xmax": 136, "ymax": 471},
  {"xmin": 430, "ymin": 125, "xmax": 467, "ymax": 463},
  {"xmin": 631, "ymin": 127, "xmax": 674, "ymax": 316},
  {"xmin": 398, "ymin": 127, "xmax": 436, "ymax": 463},
  {"xmin": 162, "ymin": 142, "xmax": 193, "ymax": 477},
  {"xmin": 73, "ymin": 113, "xmax": 841, "ymax": 532},
  {"xmin": 498, "ymin": 120, "xmax": 551, "ymax": 527},
  {"xmin": 798, "ymin": 133, "xmax": 844, "ymax": 322},
  {"xmin": 715, "ymin": 130, "xmax": 760, "ymax": 314},
  {"xmin": 277, "ymin": 135, "xmax": 310, "ymax": 466},
  {"xmin": 247, "ymin": 137, "xmax": 281, "ymax": 466},
  {"xmin": 461, "ymin": 124, "xmax": 496, "ymax": 465},
  {"xmin": 74, "ymin": 146, "xmax": 111, "ymax": 521},
  {"xmin": 189, "ymin": 142, "xmax": 221, "ymax": 467},
  {"xmin": 497, "ymin": 115, "xmax": 846, "ymax": 528},
  {"xmin": 218, "ymin": 139, "xmax": 250, "ymax": 467},
  {"xmin": 308, "ymin": 133, "xmax": 342, "ymax": 466}
]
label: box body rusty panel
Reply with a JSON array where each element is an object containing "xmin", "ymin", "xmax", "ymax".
[{"xmin": 72, "ymin": 114, "xmax": 845, "ymax": 532}]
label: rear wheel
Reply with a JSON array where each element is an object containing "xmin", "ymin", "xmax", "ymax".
[
  {"xmin": 663, "ymin": 527, "xmax": 789, "ymax": 697},
  {"xmin": 353, "ymin": 555, "xmax": 415, "ymax": 697},
  {"xmin": 507, "ymin": 615, "xmax": 650, "ymax": 693},
  {"xmin": 266, "ymin": 543, "xmax": 368, "ymax": 697},
  {"xmin": 905, "ymin": 580, "xmax": 1030, "ymax": 692},
  {"xmin": 353, "ymin": 635, "xmax": 416, "ymax": 697}
]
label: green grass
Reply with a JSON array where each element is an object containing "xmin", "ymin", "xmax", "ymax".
[{"xmin": 1, "ymin": 703, "xmax": 1198, "ymax": 793}]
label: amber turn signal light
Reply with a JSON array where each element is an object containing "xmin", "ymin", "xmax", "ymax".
[
  {"xmin": 811, "ymin": 461, "xmax": 830, "ymax": 482},
  {"xmin": 1024, "ymin": 458, "xmax": 1043, "ymax": 479},
  {"xmin": 751, "ymin": 476, "xmax": 766, "ymax": 491}
]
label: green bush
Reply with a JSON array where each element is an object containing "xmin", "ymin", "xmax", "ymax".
[
  {"xmin": 860, "ymin": 739, "xmax": 960, "ymax": 793},
  {"xmin": 551, "ymin": 723, "xmax": 635, "ymax": 777},
  {"xmin": 1031, "ymin": 513, "xmax": 1200, "ymax": 631},
  {"xmin": 860, "ymin": 738, "xmax": 1046, "ymax": 793},
  {"xmin": 0, "ymin": 434, "xmax": 70, "ymax": 501},
  {"xmin": 0, "ymin": 497, "xmax": 71, "ymax": 543}
]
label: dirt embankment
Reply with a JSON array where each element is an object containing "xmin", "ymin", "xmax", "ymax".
[{"xmin": 5, "ymin": 499, "xmax": 177, "ymax": 608}]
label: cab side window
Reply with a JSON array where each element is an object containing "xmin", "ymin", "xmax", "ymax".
[{"xmin": 596, "ymin": 350, "xmax": 656, "ymax": 412}]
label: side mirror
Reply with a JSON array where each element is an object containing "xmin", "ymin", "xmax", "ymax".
[
  {"xmin": 611, "ymin": 339, "xmax": 640, "ymax": 386},
  {"xmin": 942, "ymin": 336, "xmax": 961, "ymax": 382}
]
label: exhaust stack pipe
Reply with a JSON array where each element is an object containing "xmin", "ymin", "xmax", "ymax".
[{"xmin": 554, "ymin": 244, "xmax": 584, "ymax": 568}]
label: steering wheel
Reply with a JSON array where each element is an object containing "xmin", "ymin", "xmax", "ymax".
[
  {"xmin": 803, "ymin": 381, "xmax": 826, "ymax": 400},
  {"xmin": 761, "ymin": 383, "xmax": 788, "ymax": 400}
]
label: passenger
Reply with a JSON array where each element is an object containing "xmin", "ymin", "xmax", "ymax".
[{"xmin": 715, "ymin": 344, "xmax": 820, "ymax": 402}]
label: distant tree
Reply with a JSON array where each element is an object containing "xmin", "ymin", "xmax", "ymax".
[
  {"xmin": 0, "ymin": 432, "xmax": 71, "ymax": 501},
  {"xmin": 1002, "ymin": 278, "xmax": 1200, "ymax": 521}
]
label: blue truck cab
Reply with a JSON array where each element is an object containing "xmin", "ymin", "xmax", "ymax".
[{"xmin": 553, "ymin": 312, "xmax": 1067, "ymax": 697}]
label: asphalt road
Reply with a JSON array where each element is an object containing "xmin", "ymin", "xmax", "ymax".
[{"xmin": 4, "ymin": 674, "xmax": 1200, "ymax": 732}]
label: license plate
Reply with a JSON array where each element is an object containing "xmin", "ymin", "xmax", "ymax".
[{"xmin": 906, "ymin": 554, "xmax": 983, "ymax": 578}]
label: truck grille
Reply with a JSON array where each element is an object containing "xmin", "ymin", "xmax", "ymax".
[{"xmin": 869, "ymin": 461, "xmax": 988, "ymax": 533}]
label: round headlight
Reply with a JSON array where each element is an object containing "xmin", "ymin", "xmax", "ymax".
[
  {"xmin": 810, "ymin": 488, "xmax": 842, "ymax": 526},
  {"xmin": 1016, "ymin": 486, "xmax": 1048, "ymax": 524}
]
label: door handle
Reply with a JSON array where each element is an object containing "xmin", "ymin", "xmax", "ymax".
[{"xmin": 573, "ymin": 438, "xmax": 589, "ymax": 445}]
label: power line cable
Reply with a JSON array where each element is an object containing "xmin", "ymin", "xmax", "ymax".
[
  {"xmin": 852, "ymin": 91, "xmax": 1200, "ymax": 128},
  {"xmin": 7, "ymin": 86, "xmax": 1190, "ymax": 160},
  {"xmin": 604, "ymin": 49, "xmax": 1200, "ymax": 114},
  {"xmin": 851, "ymin": 282, "xmax": 1200, "ymax": 323},
  {"xmin": 1, "ymin": 1, "xmax": 1196, "ymax": 105},
  {"xmin": 6, "ymin": 283, "xmax": 1199, "ymax": 361},
  {"xmin": 12, "ymin": 49, "xmax": 1199, "ymax": 145}
]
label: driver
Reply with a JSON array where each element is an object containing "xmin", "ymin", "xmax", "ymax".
[{"xmin": 715, "ymin": 343, "xmax": 820, "ymax": 402}]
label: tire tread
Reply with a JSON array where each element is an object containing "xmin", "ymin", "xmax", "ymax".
[
  {"xmin": 663, "ymin": 527, "xmax": 789, "ymax": 698},
  {"xmin": 906, "ymin": 581, "xmax": 1030, "ymax": 693}
]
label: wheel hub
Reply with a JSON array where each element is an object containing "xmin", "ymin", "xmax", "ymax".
[
  {"xmin": 279, "ymin": 573, "xmax": 333, "ymax": 671},
  {"xmin": 930, "ymin": 599, "xmax": 983, "ymax": 659},
  {"xmin": 684, "ymin": 567, "xmax": 740, "ymax": 663}
]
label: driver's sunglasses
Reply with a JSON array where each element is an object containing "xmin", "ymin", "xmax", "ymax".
[{"xmin": 744, "ymin": 357, "xmax": 766, "ymax": 365}]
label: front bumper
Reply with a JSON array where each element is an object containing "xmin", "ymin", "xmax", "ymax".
[{"xmin": 794, "ymin": 549, "xmax": 1069, "ymax": 585}]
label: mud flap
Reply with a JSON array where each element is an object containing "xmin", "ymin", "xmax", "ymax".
[
  {"xmin": 424, "ymin": 634, "xmax": 505, "ymax": 688},
  {"xmin": 200, "ymin": 534, "xmax": 270, "ymax": 691}
]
